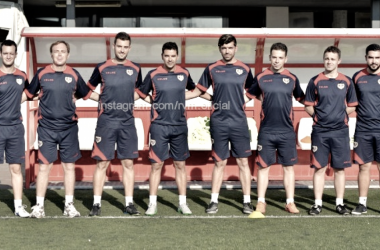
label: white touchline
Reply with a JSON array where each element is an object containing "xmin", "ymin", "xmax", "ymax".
[{"xmin": 2, "ymin": 215, "xmax": 380, "ymax": 219}]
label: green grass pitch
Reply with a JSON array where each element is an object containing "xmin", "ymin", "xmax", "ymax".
[{"xmin": 0, "ymin": 188, "xmax": 380, "ymax": 249}]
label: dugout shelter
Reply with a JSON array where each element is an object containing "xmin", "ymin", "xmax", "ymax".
[{"xmin": 21, "ymin": 27, "xmax": 380, "ymax": 188}]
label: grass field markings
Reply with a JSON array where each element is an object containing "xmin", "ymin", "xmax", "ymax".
[{"xmin": 2, "ymin": 214, "xmax": 380, "ymax": 219}]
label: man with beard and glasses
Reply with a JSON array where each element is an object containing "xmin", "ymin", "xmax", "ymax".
[
  {"xmin": 188, "ymin": 34, "xmax": 255, "ymax": 214},
  {"xmin": 351, "ymin": 44, "xmax": 380, "ymax": 215},
  {"xmin": 88, "ymin": 32, "xmax": 143, "ymax": 216}
]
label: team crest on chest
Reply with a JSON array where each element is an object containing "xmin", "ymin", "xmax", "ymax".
[
  {"xmin": 95, "ymin": 136, "xmax": 102, "ymax": 143},
  {"xmin": 354, "ymin": 141, "xmax": 358, "ymax": 148},
  {"xmin": 65, "ymin": 77, "xmax": 72, "ymax": 83},
  {"xmin": 38, "ymin": 141, "xmax": 43, "ymax": 147},
  {"xmin": 16, "ymin": 79, "xmax": 23, "ymax": 85},
  {"xmin": 150, "ymin": 139, "xmax": 156, "ymax": 146},
  {"xmin": 378, "ymin": 79, "xmax": 380, "ymax": 84},
  {"xmin": 283, "ymin": 78, "xmax": 290, "ymax": 84},
  {"xmin": 126, "ymin": 69, "xmax": 133, "ymax": 76},
  {"xmin": 257, "ymin": 145, "xmax": 262, "ymax": 151},
  {"xmin": 312, "ymin": 146, "xmax": 318, "ymax": 152},
  {"xmin": 337, "ymin": 83, "xmax": 345, "ymax": 89},
  {"xmin": 177, "ymin": 75, "xmax": 184, "ymax": 81},
  {"xmin": 236, "ymin": 69, "xmax": 243, "ymax": 75}
]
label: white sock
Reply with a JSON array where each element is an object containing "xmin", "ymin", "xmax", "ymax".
[
  {"xmin": 149, "ymin": 195, "xmax": 157, "ymax": 205},
  {"xmin": 359, "ymin": 197, "xmax": 367, "ymax": 206},
  {"xmin": 93, "ymin": 195, "xmax": 101, "ymax": 206},
  {"xmin": 258, "ymin": 197, "xmax": 265, "ymax": 203},
  {"xmin": 211, "ymin": 193, "xmax": 219, "ymax": 203},
  {"xmin": 315, "ymin": 199, "xmax": 322, "ymax": 206},
  {"xmin": 286, "ymin": 198, "xmax": 294, "ymax": 204},
  {"xmin": 179, "ymin": 195, "xmax": 186, "ymax": 205},
  {"xmin": 36, "ymin": 196, "xmax": 44, "ymax": 207},
  {"xmin": 65, "ymin": 195, "xmax": 73, "ymax": 206},
  {"xmin": 14, "ymin": 199, "xmax": 22, "ymax": 209},
  {"xmin": 243, "ymin": 195, "xmax": 251, "ymax": 203},
  {"xmin": 336, "ymin": 198, "xmax": 344, "ymax": 206},
  {"xmin": 125, "ymin": 196, "xmax": 133, "ymax": 205}
]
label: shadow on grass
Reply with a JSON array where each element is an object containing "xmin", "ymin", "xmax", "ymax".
[
  {"xmin": 45, "ymin": 189, "xmax": 65, "ymax": 212},
  {"xmin": 114, "ymin": 189, "xmax": 150, "ymax": 211},
  {"xmin": 0, "ymin": 189, "xmax": 15, "ymax": 212},
  {"xmin": 183, "ymin": 189, "xmax": 210, "ymax": 209},
  {"xmin": 23, "ymin": 189, "xmax": 65, "ymax": 212},
  {"xmin": 169, "ymin": 188, "xmax": 249, "ymax": 214}
]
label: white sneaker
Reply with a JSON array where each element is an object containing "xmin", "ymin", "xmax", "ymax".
[
  {"xmin": 145, "ymin": 203, "xmax": 157, "ymax": 216},
  {"xmin": 63, "ymin": 202, "xmax": 81, "ymax": 218},
  {"xmin": 30, "ymin": 204, "xmax": 45, "ymax": 218},
  {"xmin": 15, "ymin": 205, "xmax": 31, "ymax": 218},
  {"xmin": 178, "ymin": 203, "xmax": 192, "ymax": 215}
]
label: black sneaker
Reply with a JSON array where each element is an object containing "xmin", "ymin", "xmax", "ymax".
[
  {"xmin": 351, "ymin": 203, "xmax": 367, "ymax": 215},
  {"xmin": 243, "ymin": 202, "xmax": 254, "ymax": 214},
  {"xmin": 309, "ymin": 204, "xmax": 322, "ymax": 215},
  {"xmin": 336, "ymin": 204, "xmax": 350, "ymax": 215},
  {"xmin": 206, "ymin": 202, "xmax": 218, "ymax": 214},
  {"xmin": 89, "ymin": 203, "xmax": 101, "ymax": 216},
  {"xmin": 124, "ymin": 203, "xmax": 141, "ymax": 216}
]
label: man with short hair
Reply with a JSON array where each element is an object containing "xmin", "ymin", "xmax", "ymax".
[
  {"xmin": 351, "ymin": 44, "xmax": 380, "ymax": 215},
  {"xmin": 246, "ymin": 42, "xmax": 305, "ymax": 215},
  {"xmin": 137, "ymin": 42, "xmax": 198, "ymax": 216},
  {"xmin": 0, "ymin": 39, "xmax": 30, "ymax": 217},
  {"xmin": 88, "ymin": 32, "xmax": 142, "ymax": 216},
  {"xmin": 189, "ymin": 34, "xmax": 254, "ymax": 214},
  {"xmin": 23, "ymin": 41, "xmax": 99, "ymax": 218},
  {"xmin": 305, "ymin": 46, "xmax": 358, "ymax": 215}
]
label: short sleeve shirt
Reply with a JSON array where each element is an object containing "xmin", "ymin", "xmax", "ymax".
[
  {"xmin": 352, "ymin": 69, "xmax": 380, "ymax": 134},
  {"xmin": 137, "ymin": 66, "xmax": 195, "ymax": 126},
  {"xmin": 197, "ymin": 60, "xmax": 254, "ymax": 125},
  {"xmin": 25, "ymin": 65, "xmax": 92, "ymax": 131},
  {"xmin": 305, "ymin": 72, "xmax": 358, "ymax": 133},
  {"xmin": 0, "ymin": 69, "xmax": 29, "ymax": 125},
  {"xmin": 246, "ymin": 68, "xmax": 305, "ymax": 134},
  {"xmin": 87, "ymin": 59, "xmax": 142, "ymax": 127}
]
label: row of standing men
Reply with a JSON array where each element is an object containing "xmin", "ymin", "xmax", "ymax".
[{"xmin": 0, "ymin": 32, "xmax": 378, "ymax": 218}]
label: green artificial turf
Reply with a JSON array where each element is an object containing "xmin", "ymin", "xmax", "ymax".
[{"xmin": 0, "ymin": 188, "xmax": 379, "ymax": 249}]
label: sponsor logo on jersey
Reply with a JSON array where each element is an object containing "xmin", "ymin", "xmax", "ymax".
[
  {"xmin": 150, "ymin": 139, "xmax": 156, "ymax": 146},
  {"xmin": 215, "ymin": 70, "xmax": 225, "ymax": 73},
  {"xmin": 358, "ymin": 81, "xmax": 367, "ymax": 84},
  {"xmin": 38, "ymin": 141, "xmax": 43, "ymax": 147},
  {"xmin": 283, "ymin": 78, "xmax": 290, "ymax": 84},
  {"xmin": 126, "ymin": 69, "xmax": 133, "ymax": 76},
  {"xmin": 0, "ymin": 81, "xmax": 7, "ymax": 85},
  {"xmin": 337, "ymin": 83, "xmax": 344, "ymax": 89},
  {"xmin": 65, "ymin": 77, "xmax": 72, "ymax": 83},
  {"xmin": 257, "ymin": 145, "xmax": 262, "ymax": 151},
  {"xmin": 312, "ymin": 145, "xmax": 318, "ymax": 152},
  {"xmin": 95, "ymin": 136, "xmax": 102, "ymax": 143},
  {"xmin": 354, "ymin": 141, "xmax": 358, "ymax": 148},
  {"xmin": 177, "ymin": 75, "xmax": 184, "ymax": 81},
  {"xmin": 236, "ymin": 69, "xmax": 243, "ymax": 75},
  {"xmin": 16, "ymin": 79, "xmax": 23, "ymax": 85},
  {"xmin": 157, "ymin": 77, "xmax": 168, "ymax": 81}
]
